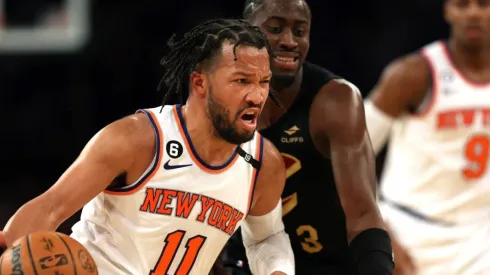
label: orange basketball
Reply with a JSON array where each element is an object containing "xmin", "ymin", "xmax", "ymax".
[{"xmin": 0, "ymin": 231, "xmax": 98, "ymax": 275}]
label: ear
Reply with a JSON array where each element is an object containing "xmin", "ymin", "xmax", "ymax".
[{"xmin": 190, "ymin": 72, "xmax": 208, "ymax": 97}]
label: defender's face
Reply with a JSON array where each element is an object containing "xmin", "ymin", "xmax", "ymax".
[{"xmin": 250, "ymin": 0, "xmax": 310, "ymax": 79}]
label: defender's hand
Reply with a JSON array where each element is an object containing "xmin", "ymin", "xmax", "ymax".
[{"xmin": 391, "ymin": 230, "xmax": 416, "ymax": 275}]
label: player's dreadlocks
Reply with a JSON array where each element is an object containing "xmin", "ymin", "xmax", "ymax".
[{"xmin": 158, "ymin": 18, "xmax": 283, "ymax": 109}]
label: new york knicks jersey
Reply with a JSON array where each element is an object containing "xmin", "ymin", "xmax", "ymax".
[
  {"xmin": 71, "ymin": 105, "xmax": 263, "ymax": 275},
  {"xmin": 380, "ymin": 41, "xmax": 490, "ymax": 224}
]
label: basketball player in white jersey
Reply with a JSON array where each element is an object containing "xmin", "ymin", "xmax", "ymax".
[
  {"xmin": 0, "ymin": 19, "xmax": 295, "ymax": 275},
  {"xmin": 364, "ymin": 0, "xmax": 490, "ymax": 274}
]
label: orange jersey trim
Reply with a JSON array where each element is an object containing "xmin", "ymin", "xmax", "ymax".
[
  {"xmin": 172, "ymin": 105, "xmax": 240, "ymax": 174},
  {"xmin": 104, "ymin": 109, "xmax": 164, "ymax": 195}
]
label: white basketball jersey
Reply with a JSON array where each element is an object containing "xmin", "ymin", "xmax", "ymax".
[
  {"xmin": 381, "ymin": 41, "xmax": 490, "ymax": 224},
  {"xmin": 71, "ymin": 105, "xmax": 263, "ymax": 275}
]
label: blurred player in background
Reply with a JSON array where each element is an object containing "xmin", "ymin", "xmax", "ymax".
[
  {"xmin": 223, "ymin": 0, "xmax": 394, "ymax": 275},
  {"xmin": 0, "ymin": 19, "xmax": 295, "ymax": 275},
  {"xmin": 365, "ymin": 0, "xmax": 490, "ymax": 274}
]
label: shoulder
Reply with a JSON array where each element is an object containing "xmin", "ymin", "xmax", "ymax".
[
  {"xmin": 248, "ymin": 136, "xmax": 285, "ymax": 215},
  {"xmin": 308, "ymin": 79, "xmax": 367, "ymax": 155},
  {"xmin": 368, "ymin": 52, "xmax": 432, "ymax": 116},
  {"xmin": 258, "ymin": 136, "xmax": 285, "ymax": 176},
  {"xmin": 374, "ymin": 52, "xmax": 431, "ymax": 100},
  {"xmin": 380, "ymin": 52, "xmax": 431, "ymax": 85},
  {"xmin": 66, "ymin": 111, "xmax": 159, "ymax": 188},
  {"xmin": 247, "ymin": 136, "xmax": 286, "ymax": 216},
  {"xmin": 107, "ymin": 112, "xmax": 156, "ymax": 145},
  {"xmin": 322, "ymin": 78, "xmax": 361, "ymax": 100},
  {"xmin": 310, "ymin": 78, "xmax": 363, "ymax": 126},
  {"xmin": 88, "ymin": 112, "xmax": 157, "ymax": 160},
  {"xmin": 303, "ymin": 61, "xmax": 341, "ymax": 83},
  {"xmin": 254, "ymin": 136, "xmax": 285, "ymax": 193}
]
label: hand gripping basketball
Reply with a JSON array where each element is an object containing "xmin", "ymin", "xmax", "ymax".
[{"xmin": 0, "ymin": 231, "xmax": 98, "ymax": 274}]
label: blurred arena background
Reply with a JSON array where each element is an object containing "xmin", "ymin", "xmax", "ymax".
[{"xmin": 0, "ymin": 0, "xmax": 447, "ymax": 234}]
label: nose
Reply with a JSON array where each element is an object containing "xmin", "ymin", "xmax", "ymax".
[
  {"xmin": 279, "ymin": 29, "xmax": 298, "ymax": 50},
  {"xmin": 467, "ymin": 2, "xmax": 483, "ymax": 18},
  {"xmin": 245, "ymin": 88, "xmax": 265, "ymax": 106}
]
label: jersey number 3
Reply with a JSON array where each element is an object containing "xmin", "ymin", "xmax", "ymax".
[
  {"xmin": 463, "ymin": 134, "xmax": 490, "ymax": 180},
  {"xmin": 282, "ymin": 153, "xmax": 324, "ymax": 254},
  {"xmin": 150, "ymin": 230, "xmax": 206, "ymax": 275}
]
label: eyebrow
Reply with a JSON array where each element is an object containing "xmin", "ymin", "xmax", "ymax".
[
  {"xmin": 233, "ymin": 71, "xmax": 254, "ymax": 77},
  {"xmin": 233, "ymin": 71, "xmax": 272, "ymax": 79},
  {"xmin": 268, "ymin": 16, "xmax": 309, "ymax": 25}
]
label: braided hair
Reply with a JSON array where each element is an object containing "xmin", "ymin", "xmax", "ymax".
[{"xmin": 158, "ymin": 18, "xmax": 282, "ymax": 109}]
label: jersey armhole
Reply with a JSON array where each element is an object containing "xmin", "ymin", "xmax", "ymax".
[
  {"xmin": 409, "ymin": 50, "xmax": 438, "ymax": 118},
  {"xmin": 104, "ymin": 109, "xmax": 164, "ymax": 195}
]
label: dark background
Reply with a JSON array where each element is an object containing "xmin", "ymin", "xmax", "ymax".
[{"xmin": 0, "ymin": 0, "xmax": 448, "ymax": 233}]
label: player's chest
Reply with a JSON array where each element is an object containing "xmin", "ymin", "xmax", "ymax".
[
  {"xmin": 136, "ymin": 184, "xmax": 248, "ymax": 236},
  {"xmin": 431, "ymin": 92, "xmax": 490, "ymax": 136},
  {"xmin": 260, "ymin": 111, "xmax": 311, "ymax": 152}
]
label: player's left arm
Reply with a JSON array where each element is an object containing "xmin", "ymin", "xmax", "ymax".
[
  {"xmin": 241, "ymin": 137, "xmax": 294, "ymax": 275},
  {"xmin": 310, "ymin": 79, "xmax": 394, "ymax": 275}
]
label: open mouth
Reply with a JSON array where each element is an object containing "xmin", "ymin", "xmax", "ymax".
[
  {"xmin": 465, "ymin": 25, "xmax": 483, "ymax": 37},
  {"xmin": 274, "ymin": 56, "xmax": 299, "ymax": 62},
  {"xmin": 239, "ymin": 109, "xmax": 259, "ymax": 131},
  {"xmin": 273, "ymin": 53, "xmax": 299, "ymax": 70}
]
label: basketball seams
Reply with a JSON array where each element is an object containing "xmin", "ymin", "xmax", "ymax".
[
  {"xmin": 1, "ymin": 232, "xmax": 96, "ymax": 275},
  {"xmin": 26, "ymin": 235, "xmax": 39, "ymax": 275},
  {"xmin": 56, "ymin": 233, "xmax": 78, "ymax": 275}
]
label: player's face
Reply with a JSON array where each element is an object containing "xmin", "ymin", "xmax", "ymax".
[
  {"xmin": 445, "ymin": 0, "xmax": 490, "ymax": 47},
  {"xmin": 250, "ymin": 0, "xmax": 310, "ymax": 85},
  {"xmin": 205, "ymin": 43, "xmax": 271, "ymax": 144}
]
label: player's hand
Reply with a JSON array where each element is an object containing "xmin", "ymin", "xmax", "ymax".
[{"xmin": 390, "ymin": 231, "xmax": 416, "ymax": 275}]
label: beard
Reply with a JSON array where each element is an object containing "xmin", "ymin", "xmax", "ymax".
[{"xmin": 206, "ymin": 87, "xmax": 256, "ymax": 145}]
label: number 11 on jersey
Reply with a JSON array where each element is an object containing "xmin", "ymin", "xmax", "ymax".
[{"xmin": 150, "ymin": 230, "xmax": 207, "ymax": 275}]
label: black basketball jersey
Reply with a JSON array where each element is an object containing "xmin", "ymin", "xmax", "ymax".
[{"xmin": 224, "ymin": 62, "xmax": 352, "ymax": 274}]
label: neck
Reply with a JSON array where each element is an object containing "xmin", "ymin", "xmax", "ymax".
[
  {"xmin": 271, "ymin": 67, "xmax": 304, "ymax": 95},
  {"xmin": 181, "ymin": 98, "xmax": 237, "ymax": 166},
  {"xmin": 448, "ymin": 38, "xmax": 490, "ymax": 70}
]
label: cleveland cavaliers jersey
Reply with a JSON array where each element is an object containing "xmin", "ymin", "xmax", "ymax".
[
  {"xmin": 71, "ymin": 105, "xmax": 263, "ymax": 275},
  {"xmin": 380, "ymin": 41, "xmax": 490, "ymax": 224}
]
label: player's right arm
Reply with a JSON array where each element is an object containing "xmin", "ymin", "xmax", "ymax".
[
  {"xmin": 1, "ymin": 112, "xmax": 156, "ymax": 248},
  {"xmin": 365, "ymin": 53, "xmax": 431, "ymax": 153}
]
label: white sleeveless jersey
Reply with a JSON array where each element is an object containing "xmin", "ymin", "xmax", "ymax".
[
  {"xmin": 381, "ymin": 41, "xmax": 490, "ymax": 224},
  {"xmin": 71, "ymin": 105, "xmax": 263, "ymax": 275}
]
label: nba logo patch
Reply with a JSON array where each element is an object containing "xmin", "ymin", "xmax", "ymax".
[{"xmin": 236, "ymin": 260, "xmax": 243, "ymax": 267}]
